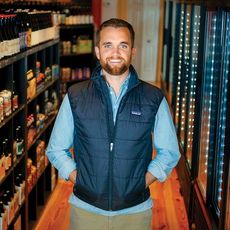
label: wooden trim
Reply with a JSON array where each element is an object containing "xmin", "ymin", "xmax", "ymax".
[
  {"xmin": 156, "ymin": 0, "xmax": 165, "ymax": 83},
  {"xmin": 92, "ymin": 0, "xmax": 102, "ymax": 28},
  {"xmin": 194, "ymin": 181, "xmax": 213, "ymax": 229},
  {"xmin": 117, "ymin": 0, "xmax": 128, "ymax": 20}
]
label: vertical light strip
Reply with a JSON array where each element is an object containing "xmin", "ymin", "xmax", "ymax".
[
  {"xmin": 175, "ymin": 5, "xmax": 184, "ymax": 124},
  {"xmin": 186, "ymin": 6, "xmax": 200, "ymax": 166},
  {"xmin": 180, "ymin": 5, "xmax": 191, "ymax": 147}
]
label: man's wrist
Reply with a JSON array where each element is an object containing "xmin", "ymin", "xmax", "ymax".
[
  {"xmin": 145, "ymin": 171, "xmax": 157, "ymax": 188},
  {"xmin": 68, "ymin": 170, "xmax": 77, "ymax": 183}
]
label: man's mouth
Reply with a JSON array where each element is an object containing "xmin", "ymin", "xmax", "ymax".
[{"xmin": 108, "ymin": 58, "xmax": 124, "ymax": 64}]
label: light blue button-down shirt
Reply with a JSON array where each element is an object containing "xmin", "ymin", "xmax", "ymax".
[{"xmin": 46, "ymin": 74, "xmax": 180, "ymax": 216}]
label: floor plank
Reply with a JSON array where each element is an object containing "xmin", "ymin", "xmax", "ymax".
[{"xmin": 35, "ymin": 169, "xmax": 189, "ymax": 230}]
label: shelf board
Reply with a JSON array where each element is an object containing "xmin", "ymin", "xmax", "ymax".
[
  {"xmin": 27, "ymin": 78, "xmax": 59, "ymax": 104},
  {"xmin": 59, "ymin": 24, "xmax": 94, "ymax": 30},
  {"xmin": 0, "ymin": 104, "xmax": 25, "ymax": 128},
  {"xmin": 60, "ymin": 52, "xmax": 92, "ymax": 57},
  {"xmin": 27, "ymin": 113, "xmax": 57, "ymax": 151},
  {"xmin": 8, "ymin": 200, "xmax": 26, "ymax": 229},
  {"xmin": 0, "ymin": 39, "xmax": 59, "ymax": 69}
]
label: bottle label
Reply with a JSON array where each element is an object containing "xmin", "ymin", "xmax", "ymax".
[
  {"xmin": 27, "ymin": 29, "xmax": 32, "ymax": 48},
  {"xmin": 4, "ymin": 156, "xmax": 9, "ymax": 171},
  {"xmin": 16, "ymin": 141, "xmax": 23, "ymax": 155},
  {"xmin": 0, "ymin": 210, "xmax": 8, "ymax": 230},
  {"xmin": 0, "ymin": 96, "xmax": 3, "ymax": 121},
  {"xmin": 21, "ymin": 181, "xmax": 25, "ymax": 203},
  {"xmin": 15, "ymin": 38, "xmax": 20, "ymax": 53},
  {"xmin": 15, "ymin": 185, "xmax": 22, "ymax": 205},
  {"xmin": 19, "ymin": 32, "xmax": 24, "ymax": 51},
  {"xmin": 13, "ymin": 95, "xmax": 19, "ymax": 111},
  {"xmin": 0, "ymin": 157, "xmax": 6, "ymax": 181},
  {"xmin": 14, "ymin": 191, "xmax": 20, "ymax": 213},
  {"xmin": 0, "ymin": 90, "xmax": 12, "ymax": 116},
  {"xmin": 7, "ymin": 154, "xmax": 12, "ymax": 168},
  {"xmin": 13, "ymin": 141, "xmax": 17, "ymax": 162},
  {"xmin": 3, "ymin": 204, "xmax": 10, "ymax": 224}
]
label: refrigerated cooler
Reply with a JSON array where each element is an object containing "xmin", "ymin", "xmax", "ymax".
[{"xmin": 161, "ymin": 1, "xmax": 230, "ymax": 229}]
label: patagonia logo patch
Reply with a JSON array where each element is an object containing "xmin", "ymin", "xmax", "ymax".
[{"xmin": 131, "ymin": 111, "xmax": 141, "ymax": 116}]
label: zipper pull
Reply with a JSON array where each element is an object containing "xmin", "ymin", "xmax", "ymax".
[{"xmin": 110, "ymin": 142, "xmax": 114, "ymax": 152}]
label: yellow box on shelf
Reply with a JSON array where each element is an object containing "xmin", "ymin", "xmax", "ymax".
[{"xmin": 76, "ymin": 37, "xmax": 92, "ymax": 54}]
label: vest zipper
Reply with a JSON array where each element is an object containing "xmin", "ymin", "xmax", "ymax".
[
  {"xmin": 110, "ymin": 142, "xmax": 114, "ymax": 151},
  {"xmin": 108, "ymin": 142, "xmax": 114, "ymax": 210}
]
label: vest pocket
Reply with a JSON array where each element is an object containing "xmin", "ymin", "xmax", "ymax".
[{"xmin": 73, "ymin": 168, "xmax": 98, "ymax": 203}]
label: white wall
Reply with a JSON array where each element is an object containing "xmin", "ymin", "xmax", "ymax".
[
  {"xmin": 139, "ymin": 0, "xmax": 160, "ymax": 83},
  {"xmin": 100, "ymin": 0, "xmax": 161, "ymax": 83},
  {"xmin": 101, "ymin": 0, "xmax": 118, "ymax": 22}
]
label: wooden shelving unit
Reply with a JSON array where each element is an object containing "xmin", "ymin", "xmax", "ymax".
[{"xmin": 0, "ymin": 38, "xmax": 60, "ymax": 230}]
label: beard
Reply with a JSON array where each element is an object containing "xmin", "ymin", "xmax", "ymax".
[{"xmin": 100, "ymin": 57, "xmax": 131, "ymax": 75}]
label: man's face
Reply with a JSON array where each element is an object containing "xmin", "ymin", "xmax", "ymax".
[{"xmin": 95, "ymin": 27, "xmax": 136, "ymax": 76}]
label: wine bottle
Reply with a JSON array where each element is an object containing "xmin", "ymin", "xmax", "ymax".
[
  {"xmin": 25, "ymin": 12, "xmax": 31, "ymax": 48},
  {"xmin": 0, "ymin": 201, "xmax": 4, "ymax": 216},
  {"xmin": 4, "ymin": 138, "xmax": 12, "ymax": 169},
  {"xmin": 1, "ymin": 141, "xmax": 7, "ymax": 171},
  {"xmin": 0, "ymin": 17, "xmax": 4, "ymax": 59},
  {"xmin": 12, "ymin": 80, "xmax": 19, "ymax": 111},
  {"xmin": 11, "ymin": 14, "xmax": 20, "ymax": 54},
  {"xmin": 15, "ymin": 126, "xmax": 24, "ymax": 156}
]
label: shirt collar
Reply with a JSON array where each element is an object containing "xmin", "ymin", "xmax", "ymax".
[{"xmin": 100, "ymin": 70, "xmax": 131, "ymax": 91}]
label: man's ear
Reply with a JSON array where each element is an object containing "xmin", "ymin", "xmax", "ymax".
[
  {"xmin": 95, "ymin": 46, "xmax": 100, "ymax": 60},
  {"xmin": 131, "ymin": 47, "xmax": 137, "ymax": 59}
]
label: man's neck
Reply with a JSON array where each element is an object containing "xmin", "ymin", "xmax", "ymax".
[{"xmin": 103, "ymin": 70, "xmax": 129, "ymax": 96}]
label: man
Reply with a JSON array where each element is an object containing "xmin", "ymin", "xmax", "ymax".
[{"xmin": 46, "ymin": 18, "xmax": 180, "ymax": 230}]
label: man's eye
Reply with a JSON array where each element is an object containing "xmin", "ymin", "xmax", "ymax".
[
  {"xmin": 104, "ymin": 44, "xmax": 112, "ymax": 48},
  {"xmin": 120, "ymin": 44, "xmax": 128, "ymax": 49}
]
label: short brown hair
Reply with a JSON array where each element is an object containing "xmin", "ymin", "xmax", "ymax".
[{"xmin": 96, "ymin": 18, "xmax": 135, "ymax": 48}]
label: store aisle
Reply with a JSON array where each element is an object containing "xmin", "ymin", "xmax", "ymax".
[{"xmin": 35, "ymin": 169, "xmax": 188, "ymax": 230}]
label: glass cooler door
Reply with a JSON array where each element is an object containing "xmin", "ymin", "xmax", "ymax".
[
  {"xmin": 173, "ymin": 4, "xmax": 202, "ymax": 168},
  {"xmin": 197, "ymin": 10, "xmax": 223, "ymax": 201},
  {"xmin": 211, "ymin": 11, "xmax": 230, "ymax": 219}
]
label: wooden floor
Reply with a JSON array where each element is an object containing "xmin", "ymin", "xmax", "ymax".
[{"xmin": 35, "ymin": 169, "xmax": 189, "ymax": 230}]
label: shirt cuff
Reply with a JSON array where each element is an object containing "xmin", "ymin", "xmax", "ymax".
[
  {"xmin": 58, "ymin": 159, "xmax": 77, "ymax": 181},
  {"xmin": 147, "ymin": 161, "xmax": 167, "ymax": 182}
]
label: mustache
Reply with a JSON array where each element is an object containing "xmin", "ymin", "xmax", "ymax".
[{"xmin": 107, "ymin": 56, "xmax": 125, "ymax": 61}]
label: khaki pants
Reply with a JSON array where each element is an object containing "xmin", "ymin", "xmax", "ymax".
[{"xmin": 70, "ymin": 205, "xmax": 152, "ymax": 230}]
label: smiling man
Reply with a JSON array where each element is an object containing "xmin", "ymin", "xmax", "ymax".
[{"xmin": 46, "ymin": 18, "xmax": 180, "ymax": 230}]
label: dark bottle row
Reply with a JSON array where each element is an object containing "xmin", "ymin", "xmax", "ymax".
[
  {"xmin": 0, "ymin": 10, "xmax": 59, "ymax": 59},
  {"xmin": 0, "ymin": 37, "xmax": 60, "ymax": 230},
  {"xmin": 162, "ymin": 1, "xmax": 230, "ymax": 229},
  {"xmin": 0, "ymin": 1, "xmax": 92, "ymax": 12}
]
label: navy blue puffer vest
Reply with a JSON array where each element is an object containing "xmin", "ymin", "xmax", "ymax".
[{"xmin": 68, "ymin": 65, "xmax": 164, "ymax": 211}]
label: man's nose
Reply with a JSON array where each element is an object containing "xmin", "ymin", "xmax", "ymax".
[{"xmin": 112, "ymin": 46, "xmax": 120, "ymax": 55}]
